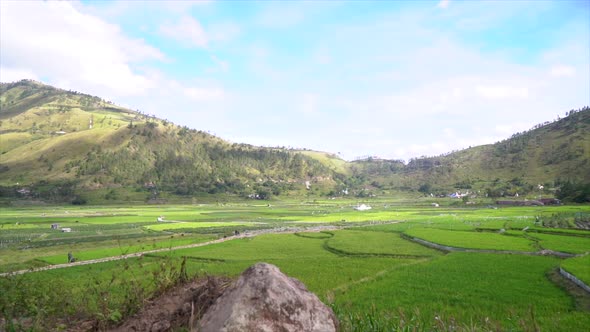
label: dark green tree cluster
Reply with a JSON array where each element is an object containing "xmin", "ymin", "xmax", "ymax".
[
  {"xmin": 73, "ymin": 123, "xmax": 335, "ymax": 197},
  {"xmin": 556, "ymin": 180, "xmax": 590, "ymax": 203}
]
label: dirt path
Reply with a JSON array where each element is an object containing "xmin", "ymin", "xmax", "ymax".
[
  {"xmin": 0, "ymin": 224, "xmax": 352, "ymax": 277},
  {"xmin": 0, "ymin": 234, "xmax": 252, "ymax": 277}
]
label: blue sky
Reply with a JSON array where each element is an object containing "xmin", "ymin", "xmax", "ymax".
[{"xmin": 1, "ymin": 0, "xmax": 588, "ymax": 160}]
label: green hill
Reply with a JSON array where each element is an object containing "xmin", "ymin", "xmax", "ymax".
[
  {"xmin": 350, "ymin": 107, "xmax": 590, "ymax": 199},
  {"xmin": 1, "ymin": 80, "xmax": 588, "ymax": 203},
  {"xmin": 0, "ymin": 80, "xmax": 339, "ymax": 202}
]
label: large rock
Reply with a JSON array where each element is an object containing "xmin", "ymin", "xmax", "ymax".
[{"xmin": 197, "ymin": 263, "xmax": 338, "ymax": 332}]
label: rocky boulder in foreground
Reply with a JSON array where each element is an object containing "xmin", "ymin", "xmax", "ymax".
[{"xmin": 196, "ymin": 262, "xmax": 338, "ymax": 332}]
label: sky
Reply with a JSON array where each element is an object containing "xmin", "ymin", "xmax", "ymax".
[{"xmin": 1, "ymin": 0, "xmax": 589, "ymax": 161}]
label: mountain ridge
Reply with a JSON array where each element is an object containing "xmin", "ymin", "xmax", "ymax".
[{"xmin": 1, "ymin": 80, "xmax": 588, "ymax": 202}]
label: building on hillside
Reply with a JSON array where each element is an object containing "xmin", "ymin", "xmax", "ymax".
[
  {"xmin": 449, "ymin": 191, "xmax": 469, "ymax": 198},
  {"xmin": 61, "ymin": 228, "xmax": 72, "ymax": 233}
]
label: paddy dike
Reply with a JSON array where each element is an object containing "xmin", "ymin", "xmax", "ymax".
[
  {"xmin": 0, "ymin": 225, "xmax": 349, "ymax": 277},
  {"xmin": 401, "ymin": 233, "xmax": 577, "ymax": 258}
]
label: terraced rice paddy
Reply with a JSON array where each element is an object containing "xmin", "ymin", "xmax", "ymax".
[
  {"xmin": 404, "ymin": 228, "xmax": 536, "ymax": 251},
  {"xmin": 561, "ymin": 255, "xmax": 590, "ymax": 285},
  {"xmin": 1, "ymin": 200, "xmax": 589, "ymax": 331},
  {"xmin": 529, "ymin": 233, "xmax": 590, "ymax": 254}
]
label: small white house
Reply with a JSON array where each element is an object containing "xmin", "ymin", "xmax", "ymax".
[
  {"xmin": 354, "ymin": 204, "xmax": 372, "ymax": 211},
  {"xmin": 157, "ymin": 216, "xmax": 164, "ymax": 222},
  {"xmin": 431, "ymin": 203, "xmax": 440, "ymax": 207},
  {"xmin": 61, "ymin": 228, "xmax": 72, "ymax": 233}
]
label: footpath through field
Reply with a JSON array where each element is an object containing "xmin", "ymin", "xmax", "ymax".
[{"xmin": 0, "ymin": 225, "xmax": 347, "ymax": 277}]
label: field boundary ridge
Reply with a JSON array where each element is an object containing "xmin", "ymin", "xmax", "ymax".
[
  {"xmin": 401, "ymin": 233, "xmax": 577, "ymax": 258},
  {"xmin": 559, "ymin": 267, "xmax": 590, "ymax": 294}
]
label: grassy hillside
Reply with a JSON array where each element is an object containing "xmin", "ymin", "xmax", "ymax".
[
  {"xmin": 292, "ymin": 150, "xmax": 350, "ymax": 175},
  {"xmin": 1, "ymin": 80, "xmax": 588, "ymax": 203},
  {"xmin": 351, "ymin": 107, "xmax": 590, "ymax": 197},
  {"xmin": 0, "ymin": 80, "xmax": 339, "ymax": 202}
]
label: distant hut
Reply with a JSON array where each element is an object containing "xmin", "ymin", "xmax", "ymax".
[{"xmin": 354, "ymin": 204, "xmax": 372, "ymax": 211}]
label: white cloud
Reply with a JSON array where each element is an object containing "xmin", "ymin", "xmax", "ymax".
[
  {"xmin": 257, "ymin": 5, "xmax": 305, "ymax": 28},
  {"xmin": 159, "ymin": 17, "xmax": 240, "ymax": 49},
  {"xmin": 184, "ymin": 86, "xmax": 224, "ymax": 101},
  {"xmin": 550, "ymin": 64, "xmax": 576, "ymax": 77},
  {"xmin": 475, "ymin": 85, "xmax": 529, "ymax": 99},
  {"xmin": 0, "ymin": 67, "xmax": 39, "ymax": 82},
  {"xmin": 208, "ymin": 22, "xmax": 241, "ymax": 43},
  {"xmin": 495, "ymin": 123, "xmax": 531, "ymax": 136},
  {"xmin": 443, "ymin": 128, "xmax": 455, "ymax": 138},
  {"xmin": 0, "ymin": 1, "xmax": 163, "ymax": 97},
  {"xmin": 312, "ymin": 49, "xmax": 332, "ymax": 65},
  {"xmin": 81, "ymin": 0, "xmax": 212, "ymax": 19},
  {"xmin": 300, "ymin": 93, "xmax": 319, "ymax": 115},
  {"xmin": 437, "ymin": 0, "xmax": 450, "ymax": 9},
  {"xmin": 210, "ymin": 55, "xmax": 229, "ymax": 72},
  {"xmin": 160, "ymin": 16, "xmax": 209, "ymax": 48},
  {"xmin": 255, "ymin": 1, "xmax": 339, "ymax": 28}
]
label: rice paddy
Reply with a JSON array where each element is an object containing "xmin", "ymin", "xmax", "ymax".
[{"xmin": 1, "ymin": 200, "xmax": 589, "ymax": 331}]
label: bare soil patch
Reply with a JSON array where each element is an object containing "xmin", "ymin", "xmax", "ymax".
[{"xmin": 109, "ymin": 276, "xmax": 231, "ymax": 332}]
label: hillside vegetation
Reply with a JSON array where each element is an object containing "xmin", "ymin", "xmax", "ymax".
[
  {"xmin": 0, "ymin": 80, "xmax": 337, "ymax": 201},
  {"xmin": 349, "ymin": 107, "xmax": 590, "ymax": 198},
  {"xmin": 1, "ymin": 80, "xmax": 589, "ymax": 203}
]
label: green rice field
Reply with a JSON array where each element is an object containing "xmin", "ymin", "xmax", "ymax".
[
  {"xmin": 561, "ymin": 255, "xmax": 590, "ymax": 285},
  {"xmin": 1, "ymin": 200, "xmax": 589, "ymax": 331}
]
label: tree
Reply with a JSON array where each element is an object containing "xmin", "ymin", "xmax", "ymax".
[
  {"xmin": 418, "ymin": 183, "xmax": 431, "ymax": 194},
  {"xmin": 556, "ymin": 180, "xmax": 590, "ymax": 203}
]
